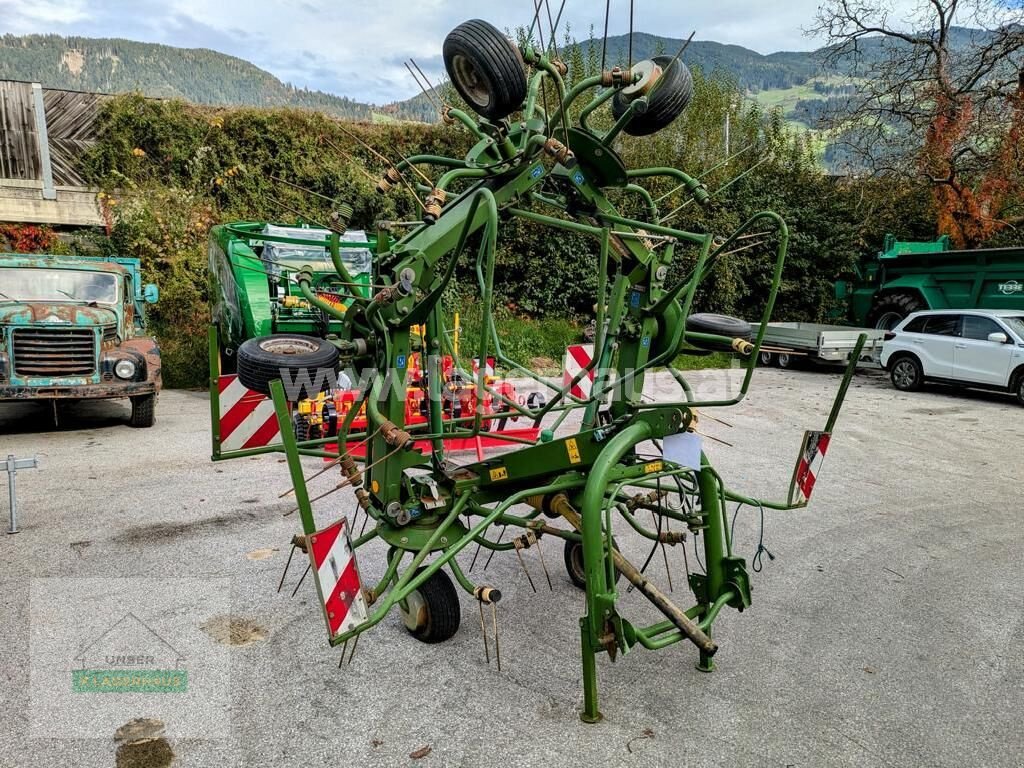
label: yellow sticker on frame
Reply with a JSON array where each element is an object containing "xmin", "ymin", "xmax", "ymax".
[{"xmin": 566, "ymin": 438, "xmax": 582, "ymax": 464}]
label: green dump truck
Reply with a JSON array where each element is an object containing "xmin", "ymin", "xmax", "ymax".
[
  {"xmin": 0, "ymin": 254, "xmax": 161, "ymax": 426},
  {"xmin": 843, "ymin": 234, "xmax": 1024, "ymax": 329}
]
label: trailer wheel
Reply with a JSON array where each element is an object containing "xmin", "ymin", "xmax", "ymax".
[
  {"xmin": 890, "ymin": 355, "xmax": 923, "ymax": 392},
  {"xmin": 563, "ymin": 538, "xmax": 622, "ymax": 590},
  {"xmin": 129, "ymin": 394, "xmax": 156, "ymax": 428},
  {"xmin": 236, "ymin": 335, "xmax": 339, "ymax": 399},
  {"xmin": 399, "ymin": 567, "xmax": 461, "ymax": 643},
  {"xmin": 867, "ymin": 293, "xmax": 925, "ymax": 330},
  {"xmin": 611, "ymin": 56, "xmax": 693, "ymax": 136},
  {"xmin": 443, "ymin": 19, "xmax": 527, "ymax": 121}
]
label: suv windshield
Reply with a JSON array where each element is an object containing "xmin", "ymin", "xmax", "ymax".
[
  {"xmin": 0, "ymin": 267, "xmax": 118, "ymax": 304},
  {"xmin": 1002, "ymin": 315, "xmax": 1024, "ymax": 340}
]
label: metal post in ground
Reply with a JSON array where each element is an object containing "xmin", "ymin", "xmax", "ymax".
[{"xmin": 5, "ymin": 454, "xmax": 39, "ymax": 534}]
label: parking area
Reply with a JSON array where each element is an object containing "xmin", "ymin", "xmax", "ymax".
[{"xmin": 1, "ymin": 368, "xmax": 1022, "ymax": 768}]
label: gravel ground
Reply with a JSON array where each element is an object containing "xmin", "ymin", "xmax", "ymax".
[{"xmin": 1, "ymin": 368, "xmax": 1022, "ymax": 768}]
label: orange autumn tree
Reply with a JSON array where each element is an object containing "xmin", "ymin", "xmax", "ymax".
[{"xmin": 813, "ymin": 0, "xmax": 1024, "ymax": 247}]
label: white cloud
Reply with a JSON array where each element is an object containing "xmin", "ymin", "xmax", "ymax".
[
  {"xmin": 0, "ymin": 0, "xmax": 948, "ymax": 102},
  {"xmin": 0, "ymin": 0, "xmax": 90, "ymax": 30}
]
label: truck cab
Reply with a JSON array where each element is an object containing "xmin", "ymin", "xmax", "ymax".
[{"xmin": 0, "ymin": 255, "xmax": 162, "ymax": 427}]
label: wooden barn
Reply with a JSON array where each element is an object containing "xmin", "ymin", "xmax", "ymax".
[{"xmin": 0, "ymin": 80, "xmax": 106, "ymax": 227}]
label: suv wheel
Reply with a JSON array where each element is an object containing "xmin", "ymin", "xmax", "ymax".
[
  {"xmin": 1016, "ymin": 373, "xmax": 1024, "ymax": 406},
  {"xmin": 890, "ymin": 356, "xmax": 923, "ymax": 392}
]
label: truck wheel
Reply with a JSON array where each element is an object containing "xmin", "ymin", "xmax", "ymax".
[
  {"xmin": 759, "ymin": 351, "xmax": 774, "ymax": 367},
  {"xmin": 399, "ymin": 567, "xmax": 461, "ymax": 643},
  {"xmin": 443, "ymin": 19, "xmax": 527, "ymax": 121},
  {"xmin": 237, "ymin": 335, "xmax": 339, "ymax": 400},
  {"xmin": 890, "ymin": 355, "xmax": 923, "ymax": 392},
  {"xmin": 563, "ymin": 538, "xmax": 622, "ymax": 590},
  {"xmin": 776, "ymin": 352, "xmax": 793, "ymax": 369},
  {"xmin": 129, "ymin": 394, "xmax": 156, "ymax": 428},
  {"xmin": 611, "ymin": 56, "xmax": 693, "ymax": 136},
  {"xmin": 867, "ymin": 293, "xmax": 925, "ymax": 330}
]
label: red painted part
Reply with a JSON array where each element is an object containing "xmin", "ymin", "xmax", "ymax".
[{"xmin": 325, "ymin": 426, "xmax": 540, "ymax": 460}]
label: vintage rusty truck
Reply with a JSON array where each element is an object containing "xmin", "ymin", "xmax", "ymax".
[{"xmin": 0, "ymin": 254, "xmax": 161, "ymax": 426}]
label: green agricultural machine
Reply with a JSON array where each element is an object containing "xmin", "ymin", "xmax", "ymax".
[
  {"xmin": 842, "ymin": 233, "xmax": 1024, "ymax": 329},
  {"xmin": 208, "ymin": 221, "xmax": 376, "ymax": 369},
  {"xmin": 228, "ymin": 18, "xmax": 865, "ymax": 721}
]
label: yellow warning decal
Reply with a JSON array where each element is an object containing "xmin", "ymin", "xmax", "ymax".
[
  {"xmin": 489, "ymin": 466, "xmax": 508, "ymax": 481},
  {"xmin": 644, "ymin": 461, "xmax": 663, "ymax": 474},
  {"xmin": 566, "ymin": 438, "xmax": 582, "ymax": 464}
]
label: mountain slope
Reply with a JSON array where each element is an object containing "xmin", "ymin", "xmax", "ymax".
[{"xmin": 0, "ymin": 34, "xmax": 386, "ymax": 119}]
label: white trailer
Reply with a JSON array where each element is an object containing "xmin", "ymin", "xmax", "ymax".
[{"xmin": 754, "ymin": 322, "xmax": 886, "ymax": 369}]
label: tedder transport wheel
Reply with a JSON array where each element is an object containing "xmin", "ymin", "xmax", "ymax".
[
  {"xmin": 129, "ymin": 393, "xmax": 156, "ymax": 428},
  {"xmin": 563, "ymin": 538, "xmax": 622, "ymax": 590},
  {"xmin": 399, "ymin": 567, "xmax": 461, "ymax": 643},
  {"xmin": 236, "ymin": 334, "xmax": 339, "ymax": 400},
  {"xmin": 684, "ymin": 313, "xmax": 752, "ymax": 352},
  {"xmin": 611, "ymin": 56, "xmax": 694, "ymax": 136},
  {"xmin": 867, "ymin": 293, "xmax": 925, "ymax": 330},
  {"xmin": 443, "ymin": 19, "xmax": 527, "ymax": 121}
]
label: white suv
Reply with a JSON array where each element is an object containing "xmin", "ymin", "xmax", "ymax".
[{"xmin": 880, "ymin": 309, "xmax": 1024, "ymax": 405}]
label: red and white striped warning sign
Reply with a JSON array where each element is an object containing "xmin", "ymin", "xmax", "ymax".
[
  {"xmin": 562, "ymin": 344, "xmax": 595, "ymax": 399},
  {"xmin": 309, "ymin": 517, "xmax": 368, "ymax": 640},
  {"xmin": 791, "ymin": 430, "xmax": 831, "ymax": 504},
  {"xmin": 217, "ymin": 375, "xmax": 282, "ymax": 452}
]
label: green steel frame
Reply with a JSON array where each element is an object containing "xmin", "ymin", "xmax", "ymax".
[{"xmin": 250, "ymin": 39, "xmax": 864, "ymax": 721}]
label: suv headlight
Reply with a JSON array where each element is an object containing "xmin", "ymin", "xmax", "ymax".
[{"xmin": 114, "ymin": 359, "xmax": 137, "ymax": 380}]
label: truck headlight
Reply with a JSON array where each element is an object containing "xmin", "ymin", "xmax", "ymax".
[{"xmin": 114, "ymin": 359, "xmax": 137, "ymax": 380}]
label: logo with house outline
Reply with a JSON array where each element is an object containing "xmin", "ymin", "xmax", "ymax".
[{"xmin": 72, "ymin": 612, "xmax": 188, "ymax": 693}]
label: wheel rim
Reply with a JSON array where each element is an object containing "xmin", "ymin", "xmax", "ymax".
[
  {"xmin": 759, "ymin": 352, "xmax": 773, "ymax": 366},
  {"xmin": 570, "ymin": 543, "xmax": 585, "ymax": 582},
  {"xmin": 778, "ymin": 353, "xmax": 791, "ymax": 367},
  {"xmin": 893, "ymin": 360, "xmax": 917, "ymax": 388},
  {"xmin": 451, "ymin": 54, "xmax": 490, "ymax": 108},
  {"xmin": 399, "ymin": 590, "xmax": 427, "ymax": 632},
  {"xmin": 258, "ymin": 337, "xmax": 319, "ymax": 355},
  {"xmin": 875, "ymin": 311, "xmax": 903, "ymax": 330}
]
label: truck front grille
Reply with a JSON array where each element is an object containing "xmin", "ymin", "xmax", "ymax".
[{"xmin": 12, "ymin": 328, "xmax": 97, "ymax": 377}]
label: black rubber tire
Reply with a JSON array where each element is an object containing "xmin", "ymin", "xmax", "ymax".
[
  {"xmin": 685, "ymin": 313, "xmax": 752, "ymax": 352},
  {"xmin": 563, "ymin": 538, "xmax": 622, "ymax": 590},
  {"xmin": 777, "ymin": 352, "xmax": 793, "ymax": 369},
  {"xmin": 759, "ymin": 351, "xmax": 774, "ymax": 367},
  {"xmin": 867, "ymin": 293, "xmax": 926, "ymax": 330},
  {"xmin": 236, "ymin": 334, "xmax": 339, "ymax": 399},
  {"xmin": 1013, "ymin": 370, "xmax": 1024, "ymax": 406},
  {"xmin": 129, "ymin": 393, "xmax": 156, "ymax": 428},
  {"xmin": 400, "ymin": 567, "xmax": 461, "ymax": 643},
  {"xmin": 889, "ymin": 354, "xmax": 923, "ymax": 392},
  {"xmin": 443, "ymin": 19, "xmax": 527, "ymax": 121},
  {"xmin": 293, "ymin": 413, "xmax": 322, "ymax": 442},
  {"xmin": 611, "ymin": 56, "xmax": 693, "ymax": 136}
]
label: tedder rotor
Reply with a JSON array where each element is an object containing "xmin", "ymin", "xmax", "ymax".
[{"xmin": 221, "ymin": 18, "xmax": 866, "ymax": 721}]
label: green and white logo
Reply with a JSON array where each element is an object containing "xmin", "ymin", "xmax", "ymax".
[
  {"xmin": 999, "ymin": 279, "xmax": 1023, "ymax": 295},
  {"xmin": 72, "ymin": 613, "xmax": 187, "ymax": 693}
]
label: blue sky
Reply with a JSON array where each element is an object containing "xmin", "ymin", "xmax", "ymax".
[{"xmin": 0, "ymin": 0, "xmax": 922, "ymax": 103}]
